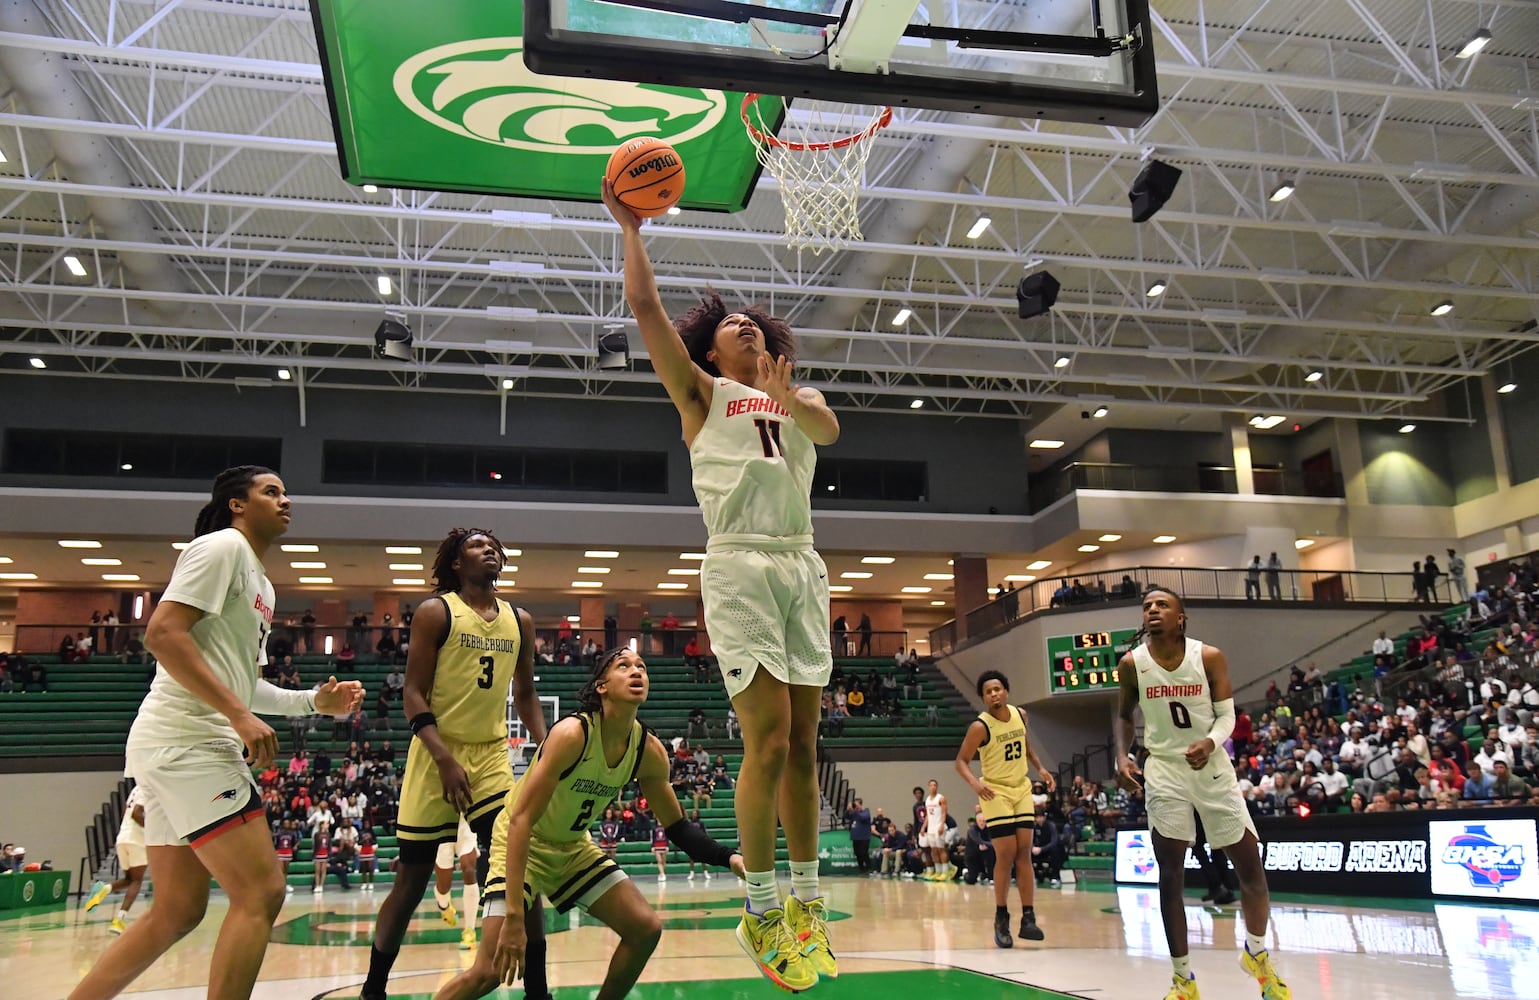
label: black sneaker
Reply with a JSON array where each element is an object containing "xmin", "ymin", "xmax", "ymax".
[
  {"xmin": 1020, "ymin": 913, "xmax": 1045, "ymax": 941},
  {"xmin": 1213, "ymin": 887, "xmax": 1237, "ymax": 905},
  {"xmin": 993, "ymin": 910, "xmax": 1013, "ymax": 948},
  {"xmin": 1200, "ymin": 889, "xmax": 1216, "ymax": 902}
]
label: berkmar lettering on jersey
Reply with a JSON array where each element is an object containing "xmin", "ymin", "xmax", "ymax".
[
  {"xmin": 569, "ymin": 777, "xmax": 623, "ymax": 799},
  {"xmin": 457, "ymin": 634, "xmax": 518, "ymax": 653},
  {"xmin": 1145, "ymin": 683, "xmax": 1204, "ymax": 699},
  {"xmin": 725, "ymin": 397, "xmax": 792, "ymax": 419},
  {"xmin": 253, "ymin": 593, "xmax": 275, "ymax": 625}
]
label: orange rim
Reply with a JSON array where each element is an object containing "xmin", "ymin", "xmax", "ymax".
[{"xmin": 741, "ymin": 93, "xmax": 893, "ymax": 151}]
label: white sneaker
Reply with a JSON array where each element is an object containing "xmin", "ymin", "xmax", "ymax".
[
  {"xmin": 658, "ymin": 873, "xmax": 667, "ymax": 882},
  {"xmin": 687, "ymin": 872, "xmax": 696, "ymax": 881},
  {"xmin": 312, "ymin": 886, "xmax": 323, "ymax": 894},
  {"xmin": 704, "ymin": 871, "xmax": 713, "ymax": 881},
  {"xmin": 286, "ymin": 885, "xmax": 294, "ymax": 894}
]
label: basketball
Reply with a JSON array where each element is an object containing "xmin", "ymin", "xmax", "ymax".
[{"xmin": 605, "ymin": 137, "xmax": 685, "ymax": 218}]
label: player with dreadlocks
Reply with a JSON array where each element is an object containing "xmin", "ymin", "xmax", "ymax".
[
  {"xmin": 433, "ymin": 647, "xmax": 745, "ymax": 1000},
  {"xmin": 1115, "ymin": 587, "xmax": 1290, "ymax": 1000},
  {"xmin": 71, "ymin": 466, "xmax": 363, "ymax": 1000},
  {"xmin": 360, "ymin": 529, "xmax": 550, "ymax": 1000}
]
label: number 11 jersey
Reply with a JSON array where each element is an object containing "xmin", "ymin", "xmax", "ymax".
[
  {"xmin": 689, "ymin": 377, "xmax": 816, "ymax": 541},
  {"xmin": 1132, "ymin": 636, "xmax": 1216, "ymax": 759},
  {"xmin": 428, "ymin": 591, "xmax": 523, "ymax": 743}
]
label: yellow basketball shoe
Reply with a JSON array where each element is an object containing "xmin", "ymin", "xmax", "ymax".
[
  {"xmin": 109, "ymin": 917, "xmax": 127, "ymax": 935},
  {"xmin": 438, "ymin": 901, "xmax": 457, "ymax": 927},
  {"xmin": 1163, "ymin": 972, "xmax": 1200, "ymax": 1000},
  {"xmin": 460, "ymin": 927, "xmax": 476, "ymax": 951},
  {"xmin": 1239, "ymin": 948, "xmax": 1290, "ymax": 1000},
  {"xmin": 83, "ymin": 881, "xmax": 111, "ymax": 913},
  {"xmin": 736, "ymin": 907, "xmax": 818, "ymax": 993},
  {"xmin": 785, "ymin": 893, "xmax": 837, "ymax": 980}
]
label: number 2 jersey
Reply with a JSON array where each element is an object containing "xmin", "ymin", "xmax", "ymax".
[
  {"xmin": 1131, "ymin": 636, "xmax": 1216, "ymax": 759},
  {"xmin": 976, "ymin": 705, "xmax": 1032, "ymax": 789},
  {"xmin": 127, "ymin": 527, "xmax": 275, "ymax": 754},
  {"xmin": 689, "ymin": 377, "xmax": 816, "ymax": 542},
  {"xmin": 512, "ymin": 711, "xmax": 645, "ymax": 844},
  {"xmin": 427, "ymin": 591, "xmax": 524, "ymax": 744}
]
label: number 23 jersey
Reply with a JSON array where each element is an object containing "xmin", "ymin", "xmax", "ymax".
[
  {"xmin": 977, "ymin": 705, "xmax": 1032, "ymax": 789},
  {"xmin": 1131, "ymin": 636, "xmax": 1215, "ymax": 759},
  {"xmin": 429, "ymin": 591, "xmax": 523, "ymax": 743},
  {"xmin": 689, "ymin": 377, "xmax": 816, "ymax": 540}
]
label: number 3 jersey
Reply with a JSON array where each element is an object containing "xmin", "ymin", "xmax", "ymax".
[
  {"xmin": 689, "ymin": 377, "xmax": 816, "ymax": 542},
  {"xmin": 428, "ymin": 591, "xmax": 523, "ymax": 743},
  {"xmin": 1132, "ymin": 636, "xmax": 1216, "ymax": 759},
  {"xmin": 516, "ymin": 711, "xmax": 645, "ymax": 844},
  {"xmin": 977, "ymin": 705, "xmax": 1032, "ymax": 789}
]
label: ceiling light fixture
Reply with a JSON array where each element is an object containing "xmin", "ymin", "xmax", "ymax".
[
  {"xmin": 501, "ymin": 378, "xmax": 515, "ymax": 390},
  {"xmin": 578, "ymin": 566, "xmax": 613, "ymax": 575},
  {"xmin": 1153, "ymin": 535, "xmax": 1177, "ymax": 544},
  {"xmin": 388, "ymin": 563, "xmax": 424, "ymax": 571},
  {"xmin": 362, "ymin": 183, "xmax": 379, "ymax": 193},
  {"xmin": 841, "ymin": 572, "xmax": 874, "ymax": 579},
  {"xmin": 1092, "ymin": 406, "xmax": 1109, "ymax": 418},
  {"xmin": 1399, "ymin": 423, "xmax": 1416, "ymax": 434},
  {"xmin": 1305, "ymin": 370, "xmax": 1323, "ymax": 383},
  {"xmin": 377, "ymin": 275, "xmax": 392, "ymax": 296},
  {"xmin": 172, "ymin": 542, "xmax": 189, "ymax": 550},
  {"xmin": 503, "ymin": 548, "xmax": 522, "ymax": 557},
  {"xmin": 657, "ymin": 582, "xmax": 688, "ymax": 589},
  {"xmin": 290, "ymin": 562, "xmax": 326, "ymax": 569},
  {"xmin": 393, "ymin": 578, "xmax": 426, "ymax": 586},
  {"xmin": 891, "ymin": 308, "xmax": 912, "ymax": 326},
  {"xmin": 277, "ymin": 368, "xmax": 292, "ymax": 381},
  {"xmin": 386, "ymin": 546, "xmax": 422, "ymax": 555},
  {"xmin": 1004, "ymin": 574, "xmax": 1036, "ymax": 582},
  {"xmin": 1294, "ymin": 539, "xmax": 1316, "ymax": 550},
  {"xmin": 29, "ymin": 357, "xmax": 46, "ymax": 369},
  {"xmin": 1099, "ymin": 534, "xmax": 1122, "ymax": 542},
  {"xmin": 966, "ymin": 215, "xmax": 991, "ymax": 240},
  {"xmin": 58, "ymin": 540, "xmax": 102, "ymax": 548},
  {"xmin": 901, "ymin": 586, "xmax": 932, "ymax": 594},
  {"xmin": 102, "ymin": 574, "xmax": 141, "ymax": 582},
  {"xmin": 909, "ymin": 399, "xmax": 924, "ymax": 409},
  {"xmin": 861, "ymin": 556, "xmax": 895, "ymax": 564},
  {"xmin": 1430, "ymin": 300, "xmax": 1453, "ymax": 317},
  {"xmin": 584, "ymin": 550, "xmax": 619, "ymax": 558},
  {"xmin": 829, "ymin": 585, "xmax": 854, "ymax": 593},
  {"xmin": 120, "ymin": 463, "xmax": 133, "ymax": 471},
  {"xmin": 1027, "ymin": 560, "xmax": 1053, "ymax": 570},
  {"xmin": 1077, "ymin": 544, "xmax": 1101, "ymax": 552},
  {"xmin": 1269, "ymin": 181, "xmax": 1295, "ymax": 202},
  {"xmin": 1498, "ymin": 382, "xmax": 1517, "ymax": 394},
  {"xmin": 0, "ymin": 573, "xmax": 38, "ymax": 580},
  {"xmin": 281, "ymin": 544, "xmax": 319, "ymax": 553},
  {"xmin": 63, "ymin": 255, "xmax": 88, "ymax": 277},
  {"xmin": 1456, "ymin": 28, "xmax": 1492, "ymax": 59},
  {"xmin": 571, "ymin": 580, "xmax": 602, "ymax": 588},
  {"xmin": 680, "ymin": 552, "xmax": 706, "ymax": 560},
  {"xmin": 930, "ymin": 600, "xmax": 947, "ymax": 606},
  {"xmin": 1146, "ymin": 281, "xmax": 1167, "ymax": 297},
  {"xmin": 81, "ymin": 558, "xmax": 122, "ymax": 566},
  {"xmin": 299, "ymin": 576, "xmax": 333, "ymax": 584},
  {"xmin": 1054, "ymin": 356, "xmax": 1070, "ymax": 368},
  {"xmin": 666, "ymin": 206, "xmax": 681, "ymax": 215},
  {"xmin": 1029, "ymin": 439, "xmax": 1065, "ymax": 449},
  {"xmin": 923, "ymin": 573, "xmax": 954, "ymax": 581}
]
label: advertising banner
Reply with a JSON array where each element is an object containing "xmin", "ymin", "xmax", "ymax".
[
  {"xmin": 817, "ymin": 829, "xmax": 860, "ymax": 877},
  {"xmin": 311, "ymin": 0, "xmax": 768, "ymax": 210},
  {"xmin": 1114, "ymin": 808, "xmax": 1539, "ymax": 904}
]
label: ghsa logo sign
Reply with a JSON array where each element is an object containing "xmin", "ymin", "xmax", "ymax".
[
  {"xmin": 1125, "ymin": 833, "xmax": 1157, "ymax": 876},
  {"xmin": 1443, "ymin": 825, "xmax": 1526, "ymax": 890}
]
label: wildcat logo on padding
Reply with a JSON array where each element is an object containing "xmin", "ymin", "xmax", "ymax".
[{"xmin": 394, "ymin": 38, "xmax": 726, "ymax": 154}]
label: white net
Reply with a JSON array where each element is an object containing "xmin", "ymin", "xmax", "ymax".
[{"xmin": 742, "ymin": 96, "xmax": 892, "ymax": 255}]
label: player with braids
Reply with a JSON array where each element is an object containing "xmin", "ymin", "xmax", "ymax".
[
  {"xmin": 70, "ymin": 466, "xmax": 363, "ymax": 1000},
  {"xmin": 434, "ymin": 647, "xmax": 745, "ymax": 1000},
  {"xmin": 360, "ymin": 528, "xmax": 550, "ymax": 1000},
  {"xmin": 606, "ymin": 173, "xmax": 840, "ymax": 992},
  {"xmin": 1116, "ymin": 587, "xmax": 1289, "ymax": 1000}
]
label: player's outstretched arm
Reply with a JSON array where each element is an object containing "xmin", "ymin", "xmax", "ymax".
[
  {"xmin": 1115, "ymin": 653, "xmax": 1142, "ymax": 791},
  {"xmin": 637, "ymin": 734, "xmax": 744, "ymax": 875},
  {"xmin": 954, "ymin": 720, "xmax": 993, "ymax": 799},
  {"xmin": 601, "ymin": 179, "xmax": 711, "ymax": 425}
]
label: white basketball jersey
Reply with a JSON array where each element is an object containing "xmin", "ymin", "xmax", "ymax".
[
  {"xmin": 689, "ymin": 377, "xmax": 816, "ymax": 541},
  {"xmin": 1132, "ymin": 637, "xmax": 1216, "ymax": 759},
  {"xmin": 925, "ymin": 793, "xmax": 943, "ymax": 829},
  {"xmin": 117, "ymin": 786, "xmax": 146, "ymax": 847}
]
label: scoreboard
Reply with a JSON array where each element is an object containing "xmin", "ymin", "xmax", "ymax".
[{"xmin": 1046, "ymin": 627, "xmax": 1139, "ymax": 694}]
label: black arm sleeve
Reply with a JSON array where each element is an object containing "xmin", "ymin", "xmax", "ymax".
[{"xmin": 665, "ymin": 819, "xmax": 736, "ymax": 869}]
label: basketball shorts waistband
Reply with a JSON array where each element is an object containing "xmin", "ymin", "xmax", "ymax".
[{"xmin": 706, "ymin": 534, "xmax": 814, "ymax": 553}]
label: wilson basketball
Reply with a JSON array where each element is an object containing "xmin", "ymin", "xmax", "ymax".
[{"xmin": 605, "ymin": 137, "xmax": 685, "ymax": 218}]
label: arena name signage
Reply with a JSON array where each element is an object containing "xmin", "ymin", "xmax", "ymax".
[
  {"xmin": 1115, "ymin": 808, "xmax": 1539, "ymax": 902},
  {"xmin": 310, "ymin": 0, "xmax": 765, "ymax": 210}
]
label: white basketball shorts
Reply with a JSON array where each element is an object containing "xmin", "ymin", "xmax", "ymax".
[
  {"xmin": 1144, "ymin": 752, "xmax": 1257, "ymax": 850},
  {"xmin": 702, "ymin": 547, "xmax": 832, "ymax": 700}
]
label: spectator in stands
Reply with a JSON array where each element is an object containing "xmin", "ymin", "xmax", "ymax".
[
  {"xmin": 684, "ymin": 636, "xmax": 706, "ymax": 682},
  {"xmin": 847, "ymin": 684, "xmax": 866, "ymax": 717},
  {"xmin": 825, "ymin": 698, "xmax": 845, "ymax": 737},
  {"xmin": 598, "ymin": 807, "xmax": 621, "ymax": 861},
  {"xmin": 1030, "ymin": 812, "xmax": 1063, "ymax": 888},
  {"xmin": 1462, "ymin": 761, "xmax": 1496, "ymax": 801},
  {"xmin": 725, "ymin": 705, "xmax": 740, "ymax": 741},
  {"xmin": 1266, "ymin": 551, "xmax": 1283, "ymax": 600},
  {"xmin": 334, "ymin": 642, "xmax": 357, "ymax": 674},
  {"xmin": 831, "ymin": 615, "xmax": 847, "ymax": 656},
  {"xmin": 1372, "ymin": 630, "xmax": 1394, "ymax": 658},
  {"xmin": 1245, "ymin": 555, "xmax": 1263, "ymax": 600},
  {"xmin": 1424, "ymin": 553, "xmax": 1443, "ymax": 601},
  {"xmin": 857, "ymin": 613, "xmax": 873, "ymax": 656},
  {"xmin": 374, "ymin": 629, "xmax": 396, "ymax": 664},
  {"xmin": 659, "ymin": 611, "xmax": 680, "ymax": 655},
  {"xmin": 710, "ymin": 755, "xmax": 732, "ymax": 790},
  {"xmin": 1051, "ymin": 581, "xmax": 1072, "ymax": 607},
  {"xmin": 880, "ymin": 822, "xmax": 909, "ymax": 877},
  {"xmin": 844, "ymin": 798, "xmax": 873, "ymax": 873},
  {"xmin": 1489, "ymin": 760, "xmax": 1529, "ymax": 804},
  {"xmin": 962, "ymin": 813, "xmax": 994, "ymax": 885}
]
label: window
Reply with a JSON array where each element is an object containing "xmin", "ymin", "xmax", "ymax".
[
  {"xmin": 322, "ymin": 440, "xmax": 667, "ymax": 494},
  {"xmin": 3, "ymin": 429, "xmax": 281, "ymax": 479},
  {"xmin": 813, "ymin": 457, "xmax": 927, "ymax": 503}
]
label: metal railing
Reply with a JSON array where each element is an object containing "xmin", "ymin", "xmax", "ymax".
[
  {"xmin": 931, "ymin": 565, "xmax": 1422, "ymax": 655},
  {"xmin": 1028, "ymin": 462, "xmax": 1344, "ymax": 512}
]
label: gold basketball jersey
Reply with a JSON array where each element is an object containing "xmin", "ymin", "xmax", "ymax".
[
  {"xmin": 515, "ymin": 712, "xmax": 644, "ymax": 844},
  {"xmin": 976, "ymin": 705, "xmax": 1031, "ymax": 789},
  {"xmin": 428, "ymin": 591, "xmax": 523, "ymax": 743}
]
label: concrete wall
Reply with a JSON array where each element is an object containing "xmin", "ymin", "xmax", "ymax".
[{"xmin": 0, "ymin": 771, "xmax": 124, "ymax": 873}]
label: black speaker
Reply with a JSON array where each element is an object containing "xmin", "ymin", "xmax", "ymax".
[
  {"xmin": 597, "ymin": 330, "xmax": 630, "ymax": 370},
  {"xmin": 373, "ymin": 317, "xmax": 412, "ymax": 361},
  {"xmin": 1129, "ymin": 159, "xmax": 1183, "ymax": 223},
  {"xmin": 1016, "ymin": 271, "xmax": 1060, "ymax": 319}
]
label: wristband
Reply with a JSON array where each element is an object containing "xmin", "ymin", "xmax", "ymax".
[{"xmin": 409, "ymin": 712, "xmax": 438, "ymax": 736}]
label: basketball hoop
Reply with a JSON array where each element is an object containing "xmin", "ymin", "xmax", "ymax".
[{"xmin": 741, "ymin": 94, "xmax": 893, "ymax": 255}]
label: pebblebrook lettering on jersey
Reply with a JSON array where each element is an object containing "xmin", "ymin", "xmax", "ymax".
[
  {"xmin": 569, "ymin": 778, "xmax": 625, "ymax": 800},
  {"xmin": 458, "ymin": 634, "xmax": 518, "ymax": 654}
]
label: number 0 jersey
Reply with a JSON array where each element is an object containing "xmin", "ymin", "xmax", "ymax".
[
  {"xmin": 976, "ymin": 705, "xmax": 1031, "ymax": 789},
  {"xmin": 689, "ymin": 377, "xmax": 816, "ymax": 543},
  {"xmin": 1132, "ymin": 636, "xmax": 1216, "ymax": 759},
  {"xmin": 427, "ymin": 591, "xmax": 523, "ymax": 743},
  {"xmin": 513, "ymin": 712, "xmax": 645, "ymax": 844}
]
